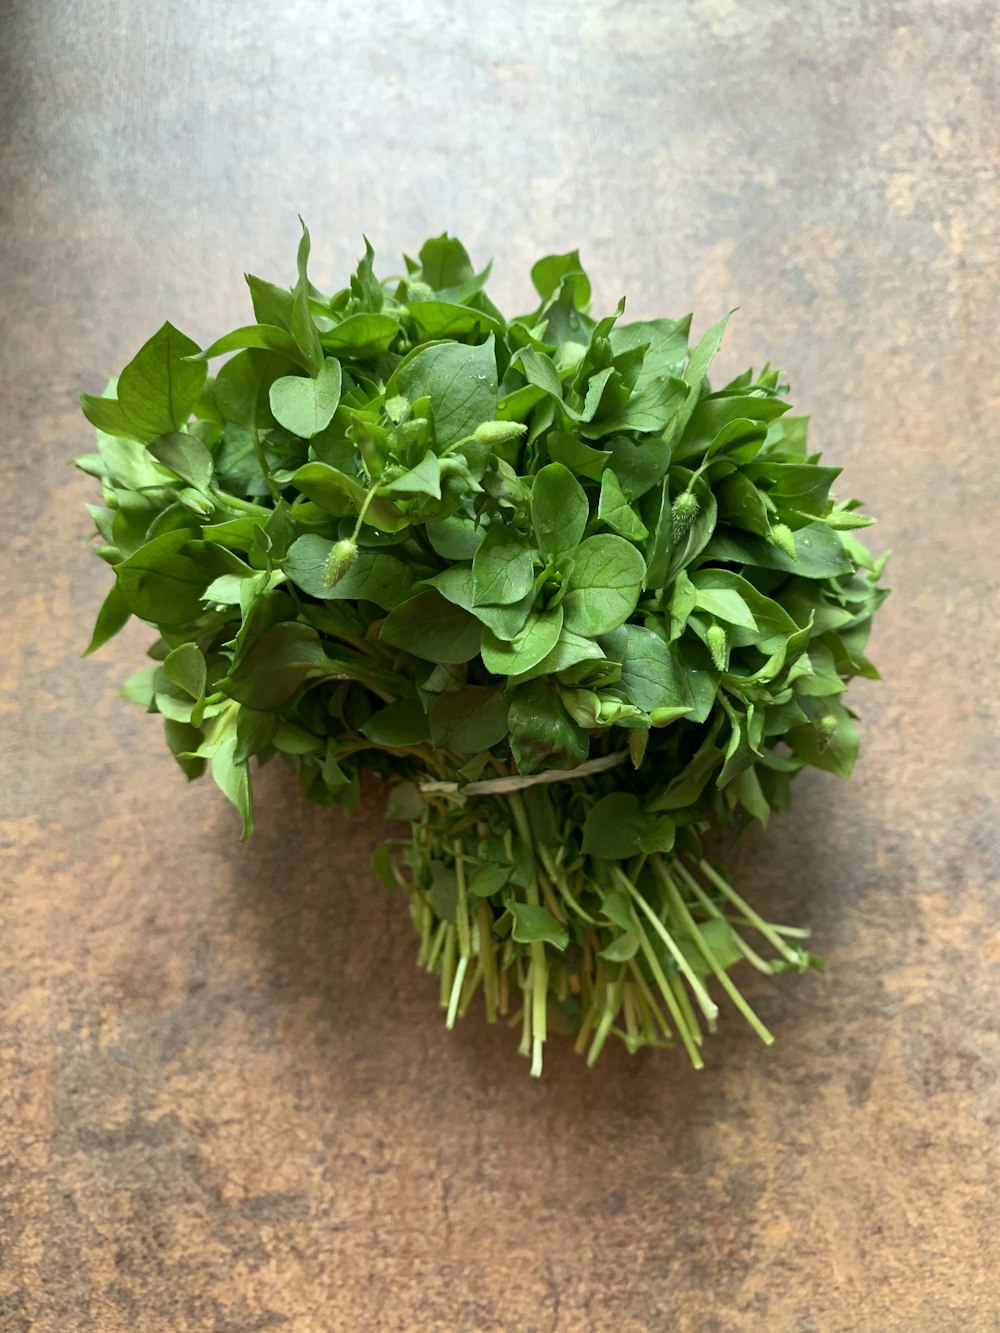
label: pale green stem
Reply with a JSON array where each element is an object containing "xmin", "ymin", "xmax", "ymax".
[
  {"xmin": 587, "ymin": 975, "xmax": 623, "ymax": 1066},
  {"xmin": 453, "ymin": 839, "xmax": 471, "ymax": 959},
  {"xmin": 477, "ymin": 900, "xmax": 498, "ymax": 1023},
  {"xmin": 536, "ymin": 843, "xmax": 598, "ymax": 924},
  {"xmin": 628, "ymin": 961, "xmax": 674, "ymax": 1042},
  {"xmin": 613, "ymin": 869, "xmax": 719, "ymax": 1022},
  {"xmin": 658, "ymin": 863, "xmax": 774, "ymax": 1046},
  {"xmin": 439, "ymin": 927, "xmax": 457, "ymax": 1006},
  {"xmin": 697, "ymin": 858, "xmax": 801, "ymax": 964},
  {"xmin": 634, "ymin": 925, "xmax": 703, "ymax": 1070},
  {"xmin": 669, "ymin": 971, "xmax": 704, "ymax": 1045},
  {"xmin": 446, "ymin": 956, "xmax": 468, "ymax": 1029},
  {"xmin": 507, "ymin": 792, "xmax": 547, "ymax": 1077}
]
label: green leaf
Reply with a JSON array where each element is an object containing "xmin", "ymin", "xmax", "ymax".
[
  {"xmin": 692, "ymin": 583, "xmax": 757, "ymax": 632},
  {"xmin": 600, "ymin": 891, "xmax": 634, "ymax": 932},
  {"xmin": 598, "ymin": 468, "xmax": 649, "ymax": 541},
  {"xmin": 209, "ymin": 732, "xmax": 254, "ymax": 840},
  {"xmin": 148, "ymin": 433, "xmax": 214, "ymax": 491},
  {"xmin": 115, "ymin": 531, "xmax": 211, "ymax": 625},
  {"xmin": 429, "ymin": 685, "xmax": 508, "ymax": 752},
  {"xmin": 744, "ymin": 461, "xmax": 841, "ymax": 516},
  {"xmin": 530, "ymin": 250, "xmax": 590, "ymax": 305},
  {"xmin": 581, "ymin": 793, "xmax": 649, "ymax": 860},
  {"xmin": 472, "ymin": 524, "xmax": 536, "ymax": 606},
  {"xmin": 289, "ymin": 463, "xmax": 407, "ymax": 531},
  {"xmin": 213, "ymin": 349, "xmax": 293, "ymax": 430},
  {"xmin": 508, "ymin": 902, "xmax": 569, "ymax": 951},
  {"xmin": 602, "ymin": 624, "xmax": 718, "ymax": 723},
  {"xmin": 92, "ymin": 437, "xmax": 178, "ymax": 495},
  {"xmin": 121, "ymin": 666, "xmax": 157, "ymax": 708},
  {"xmin": 82, "ymin": 582, "xmax": 131, "ymax": 655},
  {"xmin": 220, "ymin": 621, "xmax": 329, "ymax": 709},
  {"xmin": 269, "ymin": 358, "xmax": 342, "ymax": 438},
  {"xmin": 431, "ymin": 567, "xmax": 533, "ymax": 642},
  {"xmin": 595, "ymin": 372, "xmax": 685, "ymax": 436},
  {"xmin": 380, "ymin": 450, "xmax": 442, "ymax": 499},
  {"xmin": 609, "ymin": 316, "xmax": 690, "ymax": 387},
  {"xmin": 677, "ymin": 919, "xmax": 744, "ymax": 975},
  {"xmin": 689, "ymin": 569, "xmax": 799, "ymax": 648},
  {"xmin": 380, "ymin": 589, "xmax": 483, "ymax": 663},
  {"xmin": 481, "ymin": 607, "xmax": 563, "ymax": 676},
  {"xmin": 291, "ymin": 221, "xmax": 325, "ymax": 376},
  {"xmin": 674, "ymin": 393, "xmax": 788, "ymax": 463},
  {"xmin": 320, "ymin": 313, "xmax": 400, "ymax": 357},
  {"xmin": 163, "ymin": 642, "xmax": 207, "ymax": 700},
  {"xmin": 530, "ymin": 462, "xmax": 589, "ymax": 558},
  {"xmin": 284, "ymin": 535, "xmax": 422, "ymax": 609},
  {"xmin": 164, "ymin": 717, "xmax": 207, "ymax": 780},
  {"xmin": 507, "ymin": 679, "xmax": 588, "ymax": 775},
  {"xmin": 468, "ymin": 863, "xmax": 512, "ymax": 898},
  {"xmin": 385, "ymin": 781, "xmax": 425, "ymax": 821},
  {"xmin": 670, "ymin": 311, "xmax": 732, "ymax": 441},
  {"xmin": 392, "ymin": 336, "xmax": 498, "ymax": 447},
  {"xmin": 245, "ymin": 274, "xmax": 294, "ymax": 330},
  {"xmin": 80, "ymin": 389, "xmax": 147, "ymax": 442},
  {"xmin": 428, "ymin": 862, "xmax": 458, "ymax": 923},
  {"xmin": 563, "ymin": 535, "xmax": 645, "ymax": 636},
  {"xmin": 787, "ymin": 703, "xmax": 859, "ymax": 778},
  {"xmin": 546, "ymin": 430, "xmax": 611, "ymax": 481},
  {"xmin": 715, "ymin": 470, "xmax": 773, "ymax": 538},
  {"xmin": 371, "ymin": 842, "xmax": 397, "ymax": 891},
  {"xmin": 427, "ymin": 513, "xmax": 486, "ymax": 561},
  {"xmin": 361, "ymin": 698, "xmax": 431, "ymax": 747},
  {"xmin": 604, "ymin": 433, "xmax": 671, "ymax": 500},
  {"xmin": 704, "ymin": 523, "xmax": 852, "ymax": 579},
  {"xmin": 514, "ymin": 347, "xmax": 564, "ymax": 401},
  {"xmin": 189, "ymin": 324, "xmax": 312, "ymax": 372},
  {"xmin": 418, "ymin": 233, "xmax": 478, "ymax": 293},
  {"xmin": 599, "ymin": 932, "xmax": 640, "ymax": 962},
  {"xmin": 508, "ymin": 628, "xmax": 606, "ymax": 685},
  {"xmin": 117, "ymin": 322, "xmax": 206, "ymax": 438},
  {"xmin": 408, "ymin": 301, "xmax": 502, "ymax": 342}
]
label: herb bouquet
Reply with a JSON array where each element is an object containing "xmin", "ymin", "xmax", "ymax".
[{"xmin": 77, "ymin": 229, "xmax": 886, "ymax": 1075}]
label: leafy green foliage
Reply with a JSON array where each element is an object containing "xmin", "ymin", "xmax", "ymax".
[{"xmin": 77, "ymin": 228, "xmax": 886, "ymax": 1073}]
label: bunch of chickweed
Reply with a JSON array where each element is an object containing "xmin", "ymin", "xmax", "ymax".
[{"xmin": 77, "ymin": 226, "xmax": 887, "ymax": 1075}]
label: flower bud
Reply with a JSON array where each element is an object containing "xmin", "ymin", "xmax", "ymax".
[
  {"xmin": 815, "ymin": 713, "xmax": 838, "ymax": 751},
  {"xmin": 706, "ymin": 623, "xmax": 728, "ymax": 672},
  {"xmin": 473, "ymin": 420, "xmax": 528, "ymax": 447},
  {"xmin": 384, "ymin": 395, "xmax": 410, "ymax": 424},
  {"xmin": 597, "ymin": 698, "xmax": 624, "ymax": 724},
  {"xmin": 770, "ymin": 522, "xmax": 797, "ymax": 560},
  {"xmin": 671, "ymin": 490, "xmax": 700, "ymax": 544},
  {"xmin": 324, "ymin": 538, "xmax": 358, "ymax": 590},
  {"xmin": 561, "ymin": 689, "xmax": 602, "ymax": 728},
  {"xmin": 591, "ymin": 335, "xmax": 612, "ymax": 370}
]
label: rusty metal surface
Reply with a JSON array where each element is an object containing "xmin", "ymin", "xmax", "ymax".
[{"xmin": 1, "ymin": 2, "xmax": 998, "ymax": 1329}]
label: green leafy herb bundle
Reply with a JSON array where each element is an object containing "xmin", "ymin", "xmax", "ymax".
[{"xmin": 77, "ymin": 228, "xmax": 887, "ymax": 1075}]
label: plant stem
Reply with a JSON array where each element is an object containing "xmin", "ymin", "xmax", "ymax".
[
  {"xmin": 446, "ymin": 956, "xmax": 467, "ymax": 1029},
  {"xmin": 659, "ymin": 861, "xmax": 774, "ymax": 1046},
  {"xmin": 614, "ymin": 869, "xmax": 719, "ymax": 1022},
  {"xmin": 633, "ymin": 924, "xmax": 703, "ymax": 1069},
  {"xmin": 453, "ymin": 839, "xmax": 471, "ymax": 959},
  {"xmin": 507, "ymin": 791, "xmax": 548, "ymax": 1076},
  {"xmin": 477, "ymin": 900, "xmax": 498, "ymax": 1023},
  {"xmin": 249, "ymin": 425, "xmax": 282, "ymax": 504},
  {"xmin": 697, "ymin": 858, "xmax": 801, "ymax": 965}
]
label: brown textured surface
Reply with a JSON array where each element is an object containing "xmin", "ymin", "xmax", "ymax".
[{"xmin": 1, "ymin": 2, "xmax": 998, "ymax": 1329}]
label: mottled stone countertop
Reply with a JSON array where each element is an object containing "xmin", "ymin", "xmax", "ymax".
[{"xmin": 1, "ymin": 3, "xmax": 997, "ymax": 1329}]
